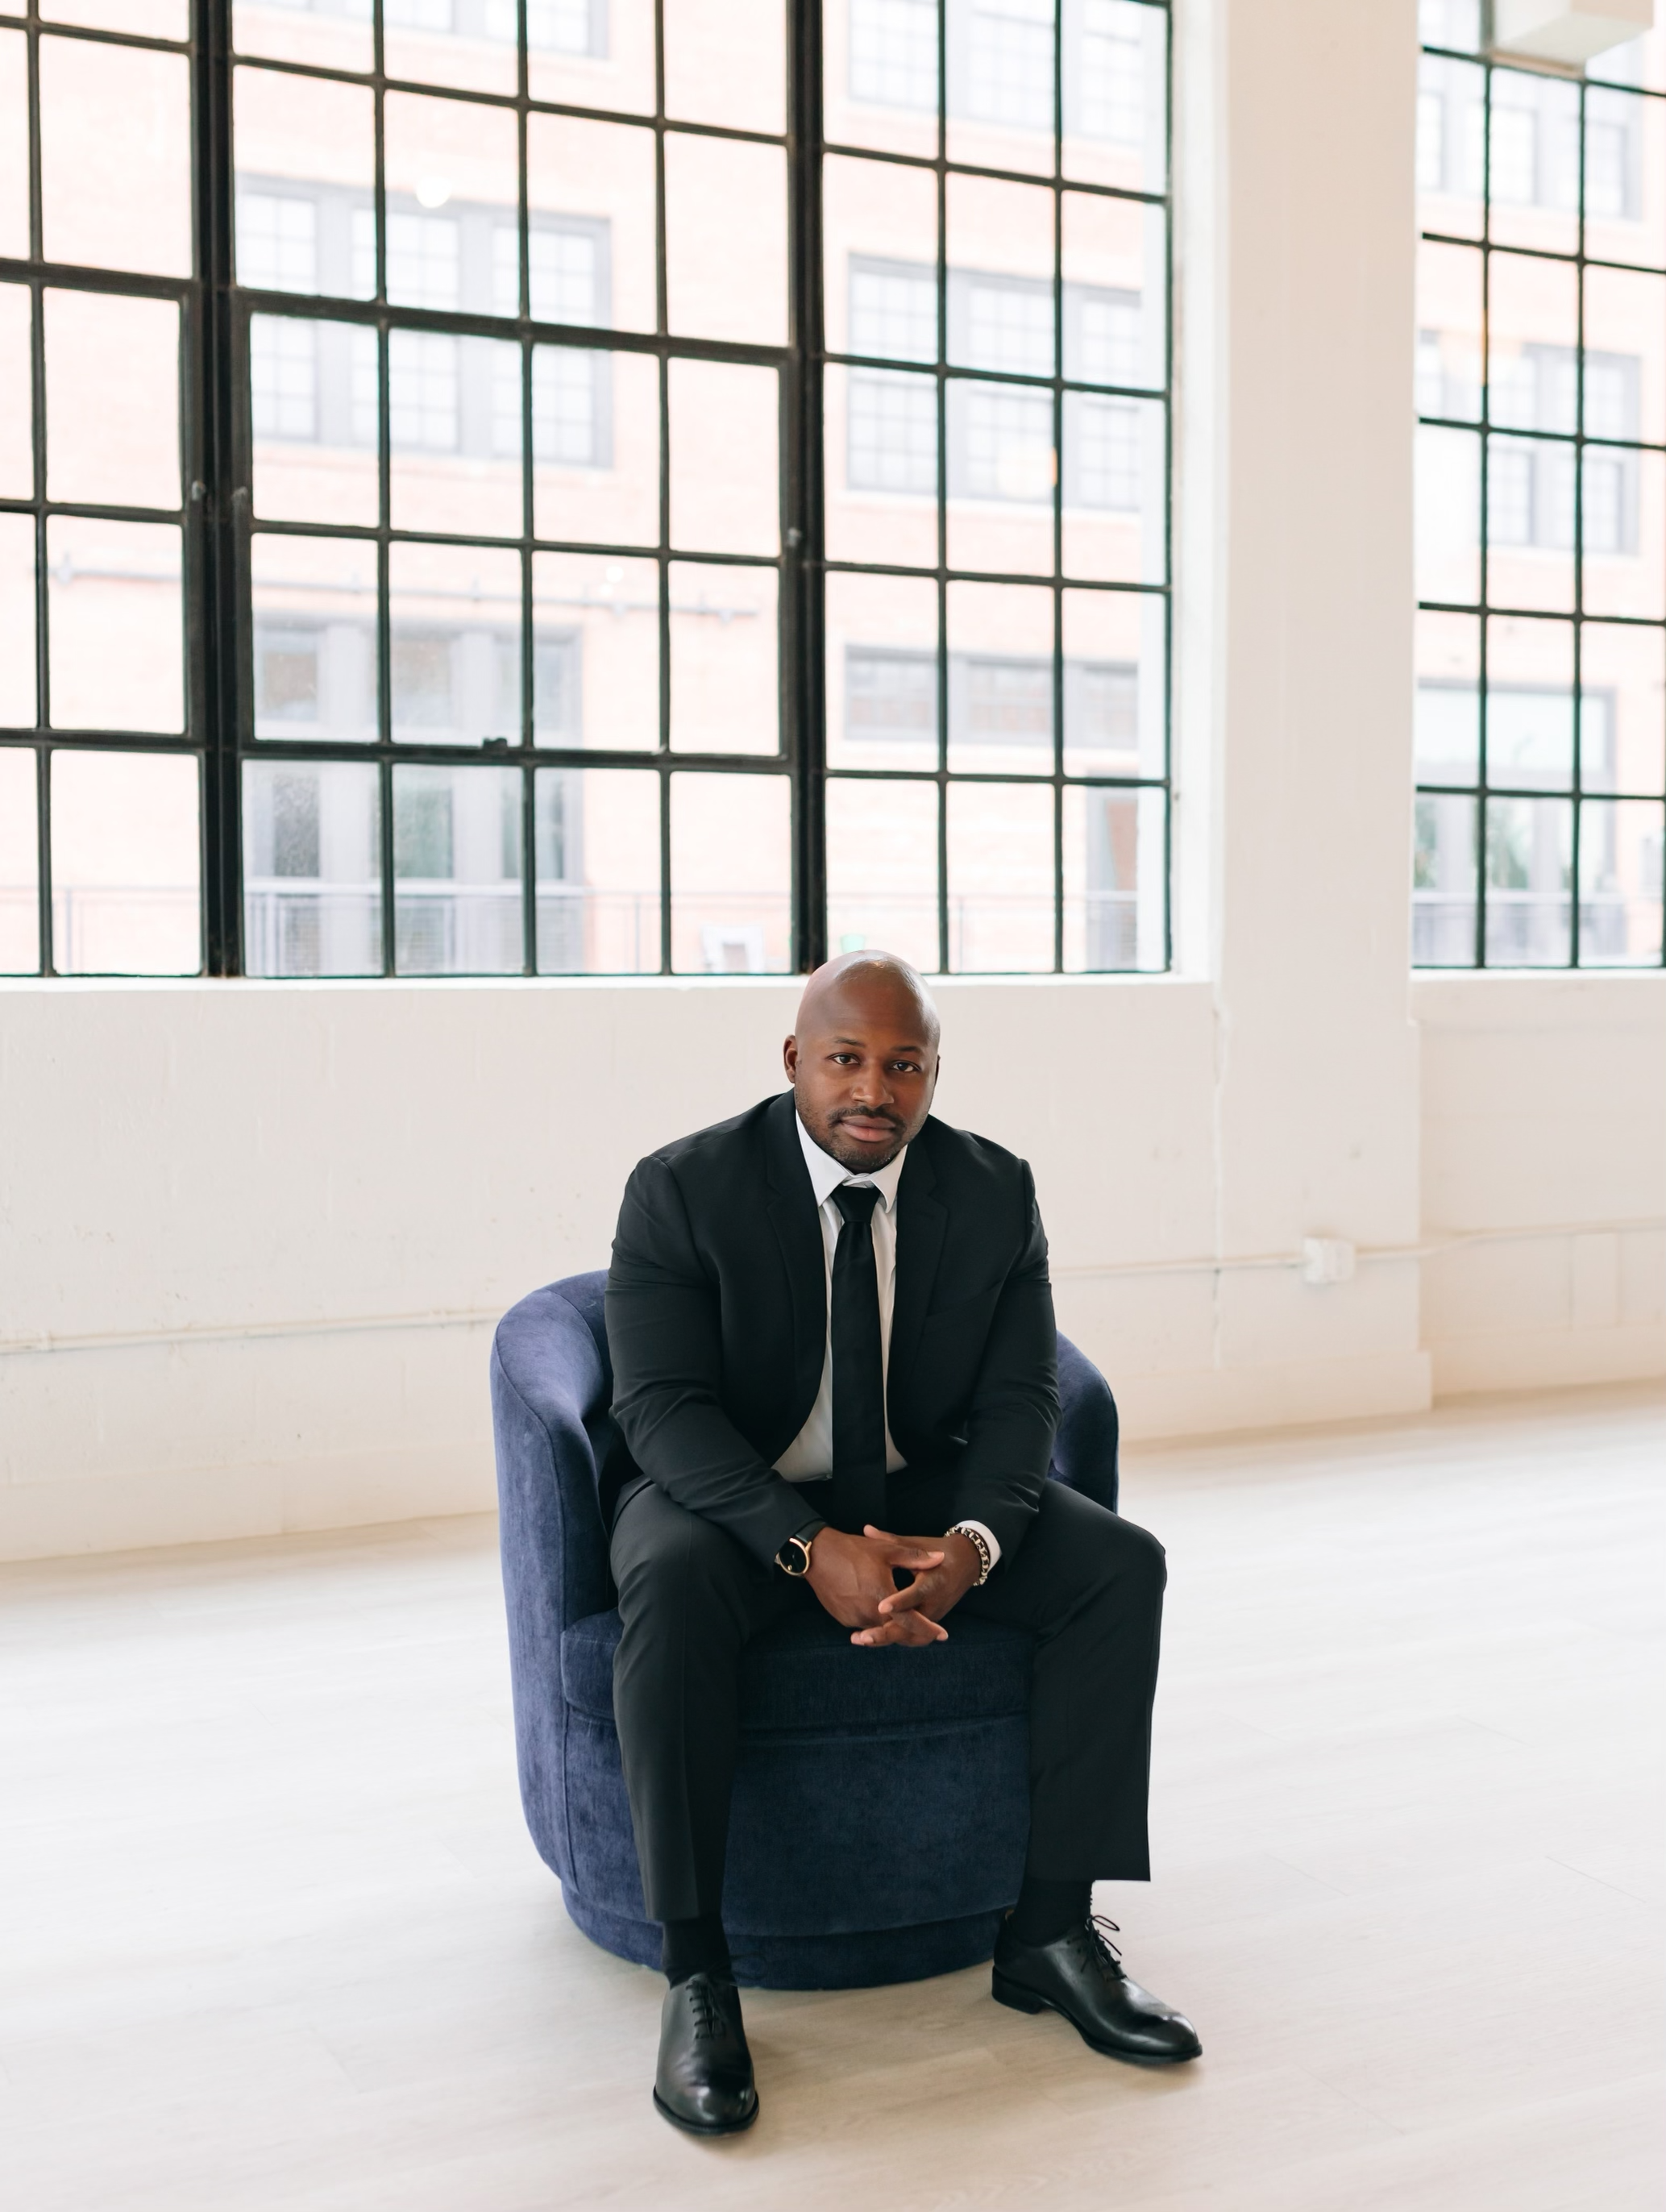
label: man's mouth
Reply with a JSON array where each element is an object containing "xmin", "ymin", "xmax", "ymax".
[{"xmin": 834, "ymin": 1113, "xmax": 900, "ymax": 1145}]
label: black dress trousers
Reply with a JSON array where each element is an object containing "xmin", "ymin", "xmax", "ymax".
[{"xmin": 609, "ymin": 1468, "xmax": 1166, "ymax": 1924}]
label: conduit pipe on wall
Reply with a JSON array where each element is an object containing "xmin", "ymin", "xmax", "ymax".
[{"xmin": 3, "ymin": 1218, "xmax": 1660, "ymax": 1357}]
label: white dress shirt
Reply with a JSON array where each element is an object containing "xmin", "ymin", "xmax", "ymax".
[{"xmin": 773, "ymin": 1112, "xmax": 1001, "ymax": 1568}]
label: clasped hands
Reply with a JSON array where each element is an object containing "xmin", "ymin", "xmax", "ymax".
[{"xmin": 804, "ymin": 1524, "xmax": 981, "ymax": 1649}]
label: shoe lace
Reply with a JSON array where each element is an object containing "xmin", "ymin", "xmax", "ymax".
[
  {"xmin": 687, "ymin": 1977, "xmax": 727, "ymax": 2043},
  {"xmin": 1075, "ymin": 1913, "xmax": 1125, "ymax": 1981}
]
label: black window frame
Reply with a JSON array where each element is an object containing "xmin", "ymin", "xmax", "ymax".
[
  {"xmin": 1, "ymin": 0, "xmax": 1174, "ymax": 979},
  {"xmin": 1415, "ymin": 22, "xmax": 1666, "ymax": 971}
]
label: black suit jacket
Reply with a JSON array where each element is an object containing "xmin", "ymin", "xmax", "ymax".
[{"xmin": 604, "ymin": 1090, "xmax": 1060, "ymax": 1570}]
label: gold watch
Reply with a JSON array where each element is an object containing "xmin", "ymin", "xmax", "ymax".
[{"xmin": 775, "ymin": 1527, "xmax": 821, "ymax": 1577}]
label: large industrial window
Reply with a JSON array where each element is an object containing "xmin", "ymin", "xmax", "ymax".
[
  {"xmin": 1415, "ymin": 0, "xmax": 1666, "ymax": 968},
  {"xmin": 0, "ymin": 0, "xmax": 1170, "ymax": 978}
]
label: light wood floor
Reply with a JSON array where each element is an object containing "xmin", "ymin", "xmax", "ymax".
[{"xmin": 3, "ymin": 1384, "xmax": 1662, "ymax": 2211}]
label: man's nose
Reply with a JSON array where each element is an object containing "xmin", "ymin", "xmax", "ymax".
[{"xmin": 849, "ymin": 1065, "xmax": 892, "ymax": 1104}]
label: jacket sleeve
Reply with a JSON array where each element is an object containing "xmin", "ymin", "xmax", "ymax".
[
  {"xmin": 604, "ymin": 1152, "xmax": 821, "ymax": 1570},
  {"xmin": 944, "ymin": 1162, "xmax": 1059, "ymax": 1563}
]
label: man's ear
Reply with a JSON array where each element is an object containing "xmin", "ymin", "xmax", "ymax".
[{"xmin": 783, "ymin": 1033, "xmax": 798, "ymax": 1079}]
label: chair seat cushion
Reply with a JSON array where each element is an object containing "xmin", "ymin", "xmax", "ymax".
[{"xmin": 562, "ymin": 1603, "xmax": 1034, "ymax": 1736}]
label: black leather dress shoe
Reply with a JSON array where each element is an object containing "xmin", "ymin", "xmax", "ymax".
[
  {"xmin": 993, "ymin": 1915, "xmax": 1202, "ymax": 2064},
  {"xmin": 653, "ymin": 1973, "xmax": 759, "ymax": 2135}
]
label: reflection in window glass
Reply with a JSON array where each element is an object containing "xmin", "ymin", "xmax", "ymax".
[
  {"xmin": 393, "ymin": 763, "xmax": 523, "ymax": 975},
  {"xmin": 243, "ymin": 758, "xmax": 382, "ymax": 977}
]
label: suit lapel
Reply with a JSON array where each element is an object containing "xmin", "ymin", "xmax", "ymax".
[
  {"xmin": 889, "ymin": 1127, "xmax": 946, "ymax": 1412},
  {"xmin": 762, "ymin": 1091, "xmax": 829, "ymax": 1417}
]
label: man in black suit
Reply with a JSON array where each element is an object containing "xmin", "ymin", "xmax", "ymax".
[{"xmin": 605, "ymin": 952, "xmax": 1199, "ymax": 2133}]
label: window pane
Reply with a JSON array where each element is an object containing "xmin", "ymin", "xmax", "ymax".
[
  {"xmin": 664, "ymin": 0, "xmax": 785, "ymax": 133},
  {"xmin": 1415, "ymin": 423, "xmax": 1480, "ymax": 605},
  {"xmin": 1416, "ymin": 53, "xmax": 1484, "ymax": 240},
  {"xmin": 393, "ymin": 763, "xmax": 523, "ymax": 975},
  {"xmin": 945, "ymin": 778, "xmax": 1054, "ymax": 971},
  {"xmin": 947, "ymin": 379, "xmax": 1056, "ymax": 576},
  {"xmin": 0, "ymin": 513, "xmax": 35, "ymax": 728},
  {"xmin": 1581, "ymin": 265, "xmax": 1665, "ymax": 444},
  {"xmin": 234, "ymin": 68, "xmax": 375, "ymax": 301},
  {"xmin": 243, "ymin": 758, "xmax": 382, "ymax": 977},
  {"xmin": 534, "ymin": 766, "xmax": 661, "ymax": 973},
  {"xmin": 384, "ymin": 0, "xmax": 517, "ymax": 97},
  {"xmin": 946, "ymin": 174, "xmax": 1055, "ymax": 370},
  {"xmin": 0, "ymin": 746, "xmax": 39, "ymax": 973},
  {"xmin": 51, "ymin": 748, "xmax": 201, "ymax": 975},
  {"xmin": 48, "ymin": 518, "xmax": 183, "ymax": 733},
  {"xmin": 947, "ymin": 579, "xmax": 1052, "ymax": 773},
  {"xmin": 534, "ymin": 551, "xmax": 660, "ymax": 750},
  {"xmin": 527, "ymin": 114, "xmax": 658, "ymax": 335},
  {"xmin": 529, "ymin": 0, "xmax": 655, "ymax": 114},
  {"xmin": 0, "ymin": 32, "xmax": 27, "ymax": 260},
  {"xmin": 827, "ymin": 570, "xmax": 939, "ymax": 770},
  {"xmin": 826, "ymin": 775, "xmax": 940, "ymax": 972},
  {"xmin": 1582, "ymin": 449, "xmax": 1661, "ymax": 620},
  {"xmin": 945, "ymin": 0, "xmax": 1056, "ymax": 177},
  {"xmin": 1412, "ymin": 793, "xmax": 1478, "ymax": 966},
  {"xmin": 382, "ymin": 93, "xmax": 519, "ymax": 314},
  {"xmin": 1062, "ymin": 393, "xmax": 1164, "ymax": 584},
  {"xmin": 1065, "ymin": 0, "xmax": 1167, "ymax": 193},
  {"xmin": 1488, "ymin": 67, "xmax": 1579, "ymax": 258},
  {"xmin": 534, "ymin": 347, "xmax": 658, "ymax": 547},
  {"xmin": 665, "ymin": 136, "xmax": 788, "ymax": 347},
  {"xmin": 1414, "ymin": 609, "xmax": 1481, "ymax": 782},
  {"xmin": 827, "ymin": 0, "xmax": 940, "ymax": 159},
  {"xmin": 45, "ymin": 292, "xmax": 181, "ymax": 513},
  {"xmin": 1063, "ymin": 784, "xmax": 1163, "ymax": 971},
  {"xmin": 670, "ymin": 361, "xmax": 779, "ymax": 557},
  {"xmin": 827, "ymin": 364, "xmax": 940, "ymax": 568},
  {"xmin": 251, "ymin": 532, "xmax": 379, "ymax": 743},
  {"xmin": 0, "ymin": 285, "xmax": 30, "ymax": 500},
  {"xmin": 251, "ymin": 314, "xmax": 380, "ymax": 529},
  {"xmin": 1487, "ymin": 252, "xmax": 1577, "ymax": 426},
  {"xmin": 1583, "ymin": 622, "xmax": 1665, "ymax": 797},
  {"xmin": 389, "ymin": 543, "xmax": 523, "ymax": 746},
  {"xmin": 1585, "ymin": 86, "xmax": 1666, "ymax": 272},
  {"xmin": 670, "ymin": 771, "xmax": 791, "ymax": 972},
  {"xmin": 41, "ymin": 0, "xmax": 186, "ymax": 31},
  {"xmin": 1062, "ymin": 587, "xmax": 1164, "ymax": 778},
  {"xmin": 233, "ymin": 0, "xmax": 374, "ymax": 74},
  {"xmin": 40, "ymin": 36, "xmax": 191, "ymax": 277},
  {"xmin": 1580, "ymin": 798, "xmax": 1664, "ymax": 964},
  {"xmin": 1062, "ymin": 193, "xmax": 1165, "ymax": 394},
  {"xmin": 1486, "ymin": 615, "xmax": 1574, "ymax": 792},
  {"xmin": 1415, "ymin": 240, "xmax": 1483, "ymax": 422},
  {"xmin": 825, "ymin": 156, "xmax": 939, "ymax": 361},
  {"xmin": 1485, "ymin": 794, "xmax": 1572, "ymax": 964},
  {"xmin": 669, "ymin": 562, "xmax": 779, "ymax": 755},
  {"xmin": 389, "ymin": 331, "xmax": 523, "ymax": 539}
]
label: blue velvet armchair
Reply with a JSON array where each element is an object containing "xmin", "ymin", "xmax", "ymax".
[{"xmin": 492, "ymin": 1270, "xmax": 1120, "ymax": 1990}]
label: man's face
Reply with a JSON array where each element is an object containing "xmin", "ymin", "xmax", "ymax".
[{"xmin": 784, "ymin": 975, "xmax": 939, "ymax": 1172}]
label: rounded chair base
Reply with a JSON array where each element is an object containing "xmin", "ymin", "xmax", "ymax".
[{"xmin": 562, "ymin": 1887, "xmax": 1007, "ymax": 1991}]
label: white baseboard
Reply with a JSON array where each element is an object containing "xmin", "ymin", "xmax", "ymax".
[
  {"xmin": 0, "ymin": 1441, "xmax": 496, "ymax": 1565},
  {"xmin": 1430, "ymin": 1323, "xmax": 1666, "ymax": 1400}
]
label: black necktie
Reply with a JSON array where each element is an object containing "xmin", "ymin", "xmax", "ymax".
[{"xmin": 829, "ymin": 1183, "xmax": 887, "ymax": 1535}]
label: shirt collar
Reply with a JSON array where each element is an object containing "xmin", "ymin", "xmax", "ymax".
[{"xmin": 796, "ymin": 1109, "xmax": 907, "ymax": 1213}]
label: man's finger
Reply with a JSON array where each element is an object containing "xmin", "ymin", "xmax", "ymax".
[
  {"xmin": 852, "ymin": 1614, "xmax": 948, "ymax": 1647},
  {"xmin": 878, "ymin": 1574, "xmax": 938, "ymax": 1615}
]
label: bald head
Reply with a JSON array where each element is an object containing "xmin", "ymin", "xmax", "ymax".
[{"xmin": 785, "ymin": 950, "xmax": 941, "ymax": 1171}]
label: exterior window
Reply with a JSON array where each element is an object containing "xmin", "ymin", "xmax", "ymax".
[
  {"xmin": 2, "ymin": 0, "xmax": 1173, "ymax": 982},
  {"xmin": 1414, "ymin": 14, "xmax": 1665, "ymax": 968}
]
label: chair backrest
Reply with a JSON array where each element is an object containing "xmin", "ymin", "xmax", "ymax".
[{"xmin": 491, "ymin": 1269, "xmax": 1118, "ymax": 1641}]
